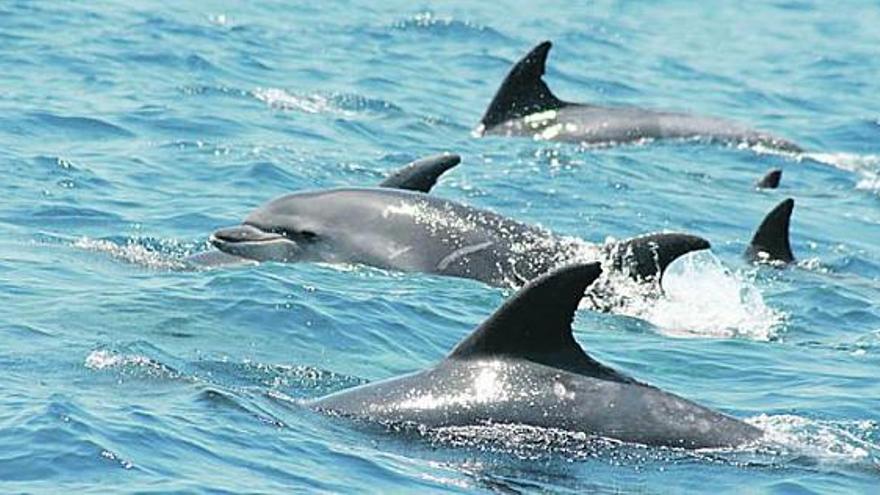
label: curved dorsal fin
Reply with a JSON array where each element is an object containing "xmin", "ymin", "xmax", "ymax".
[
  {"xmin": 756, "ymin": 169, "xmax": 782, "ymax": 189},
  {"xmin": 379, "ymin": 153, "xmax": 461, "ymax": 193},
  {"xmin": 477, "ymin": 41, "xmax": 565, "ymax": 133},
  {"xmin": 449, "ymin": 263, "xmax": 632, "ymax": 383},
  {"xmin": 747, "ymin": 198, "xmax": 795, "ymax": 263},
  {"xmin": 609, "ymin": 233, "xmax": 710, "ymax": 283}
]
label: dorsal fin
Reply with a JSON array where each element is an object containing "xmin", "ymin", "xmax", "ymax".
[
  {"xmin": 477, "ymin": 41, "xmax": 566, "ymax": 133},
  {"xmin": 756, "ymin": 169, "xmax": 782, "ymax": 189},
  {"xmin": 378, "ymin": 153, "xmax": 461, "ymax": 193},
  {"xmin": 449, "ymin": 263, "xmax": 632, "ymax": 383},
  {"xmin": 609, "ymin": 233, "xmax": 710, "ymax": 283},
  {"xmin": 746, "ymin": 198, "xmax": 795, "ymax": 263}
]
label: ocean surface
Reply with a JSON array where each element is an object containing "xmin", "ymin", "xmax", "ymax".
[{"xmin": 2, "ymin": 1, "xmax": 879, "ymax": 493}]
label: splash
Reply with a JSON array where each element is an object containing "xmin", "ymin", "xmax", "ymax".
[
  {"xmin": 73, "ymin": 236, "xmax": 189, "ymax": 270},
  {"xmin": 85, "ymin": 349, "xmax": 179, "ymax": 380},
  {"xmin": 610, "ymin": 251, "xmax": 784, "ymax": 340},
  {"xmin": 803, "ymin": 152, "xmax": 880, "ymax": 193},
  {"xmin": 253, "ymin": 88, "xmax": 354, "ymax": 116},
  {"xmin": 252, "ymin": 88, "xmax": 400, "ymax": 117},
  {"xmin": 749, "ymin": 414, "xmax": 879, "ymax": 466}
]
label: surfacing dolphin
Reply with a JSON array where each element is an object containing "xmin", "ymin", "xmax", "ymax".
[
  {"xmin": 185, "ymin": 153, "xmax": 462, "ymax": 269},
  {"xmin": 310, "ymin": 263, "xmax": 763, "ymax": 449},
  {"xmin": 209, "ymin": 184, "xmax": 709, "ymax": 296},
  {"xmin": 746, "ymin": 198, "xmax": 795, "ymax": 264},
  {"xmin": 475, "ymin": 41, "xmax": 802, "ymax": 153}
]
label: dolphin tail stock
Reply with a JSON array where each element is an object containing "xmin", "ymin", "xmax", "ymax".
[
  {"xmin": 448, "ymin": 262, "xmax": 633, "ymax": 382},
  {"xmin": 607, "ymin": 233, "xmax": 711, "ymax": 284},
  {"xmin": 756, "ymin": 168, "xmax": 782, "ymax": 189},
  {"xmin": 746, "ymin": 198, "xmax": 795, "ymax": 264},
  {"xmin": 378, "ymin": 153, "xmax": 461, "ymax": 193},
  {"xmin": 475, "ymin": 40, "xmax": 566, "ymax": 134}
]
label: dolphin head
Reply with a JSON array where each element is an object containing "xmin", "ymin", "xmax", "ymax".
[{"xmin": 210, "ymin": 194, "xmax": 323, "ymax": 263}]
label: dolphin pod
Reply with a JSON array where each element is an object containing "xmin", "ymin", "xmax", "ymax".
[
  {"xmin": 311, "ymin": 263, "xmax": 762, "ymax": 449},
  {"xmin": 183, "ymin": 39, "xmax": 814, "ymax": 452},
  {"xmin": 475, "ymin": 41, "xmax": 802, "ymax": 153}
]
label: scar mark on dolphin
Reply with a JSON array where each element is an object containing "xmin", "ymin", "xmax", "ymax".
[
  {"xmin": 387, "ymin": 245, "xmax": 413, "ymax": 260},
  {"xmin": 436, "ymin": 241, "xmax": 494, "ymax": 271}
]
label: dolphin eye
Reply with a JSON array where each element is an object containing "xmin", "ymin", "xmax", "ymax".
[{"xmin": 270, "ymin": 227, "xmax": 317, "ymax": 241}]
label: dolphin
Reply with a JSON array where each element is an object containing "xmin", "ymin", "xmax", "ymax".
[
  {"xmin": 746, "ymin": 198, "xmax": 795, "ymax": 264},
  {"xmin": 185, "ymin": 153, "xmax": 462, "ymax": 268},
  {"xmin": 310, "ymin": 263, "xmax": 763, "ymax": 449},
  {"xmin": 209, "ymin": 186, "xmax": 709, "ymax": 296},
  {"xmin": 475, "ymin": 41, "xmax": 802, "ymax": 153},
  {"xmin": 756, "ymin": 169, "xmax": 782, "ymax": 189}
]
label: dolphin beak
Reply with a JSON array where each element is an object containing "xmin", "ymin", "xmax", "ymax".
[{"xmin": 210, "ymin": 224, "xmax": 284, "ymax": 245}]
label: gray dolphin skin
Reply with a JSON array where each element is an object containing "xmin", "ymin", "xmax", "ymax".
[
  {"xmin": 310, "ymin": 263, "xmax": 762, "ymax": 448},
  {"xmin": 209, "ymin": 186, "xmax": 709, "ymax": 290},
  {"xmin": 746, "ymin": 198, "xmax": 795, "ymax": 264},
  {"xmin": 185, "ymin": 153, "xmax": 462, "ymax": 268},
  {"xmin": 475, "ymin": 41, "xmax": 802, "ymax": 153}
]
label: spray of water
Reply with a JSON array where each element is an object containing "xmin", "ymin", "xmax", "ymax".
[
  {"xmin": 603, "ymin": 250, "xmax": 784, "ymax": 341},
  {"xmin": 803, "ymin": 152, "xmax": 880, "ymax": 194}
]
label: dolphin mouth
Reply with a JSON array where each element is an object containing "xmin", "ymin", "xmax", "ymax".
[{"xmin": 211, "ymin": 224, "xmax": 284, "ymax": 245}]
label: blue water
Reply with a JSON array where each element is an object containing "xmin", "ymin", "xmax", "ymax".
[{"xmin": 2, "ymin": 1, "xmax": 880, "ymax": 492}]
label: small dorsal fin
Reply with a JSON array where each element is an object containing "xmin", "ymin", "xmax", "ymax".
[
  {"xmin": 756, "ymin": 169, "xmax": 782, "ymax": 189},
  {"xmin": 449, "ymin": 263, "xmax": 632, "ymax": 383},
  {"xmin": 379, "ymin": 153, "xmax": 461, "ymax": 193},
  {"xmin": 746, "ymin": 198, "xmax": 795, "ymax": 263},
  {"xmin": 609, "ymin": 233, "xmax": 710, "ymax": 283},
  {"xmin": 477, "ymin": 41, "xmax": 566, "ymax": 133}
]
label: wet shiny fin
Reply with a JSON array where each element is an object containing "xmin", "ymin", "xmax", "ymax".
[
  {"xmin": 379, "ymin": 153, "xmax": 461, "ymax": 193},
  {"xmin": 449, "ymin": 263, "xmax": 632, "ymax": 382},
  {"xmin": 746, "ymin": 198, "xmax": 795, "ymax": 264},
  {"xmin": 610, "ymin": 233, "xmax": 711, "ymax": 283},
  {"xmin": 477, "ymin": 41, "xmax": 566, "ymax": 132}
]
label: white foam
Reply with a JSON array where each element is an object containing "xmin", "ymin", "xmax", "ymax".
[
  {"xmin": 804, "ymin": 152, "xmax": 880, "ymax": 193},
  {"xmin": 73, "ymin": 237, "xmax": 188, "ymax": 270},
  {"xmin": 617, "ymin": 251, "xmax": 783, "ymax": 340},
  {"xmin": 252, "ymin": 88, "xmax": 354, "ymax": 116},
  {"xmin": 85, "ymin": 349, "xmax": 153, "ymax": 370},
  {"xmin": 749, "ymin": 414, "xmax": 878, "ymax": 465}
]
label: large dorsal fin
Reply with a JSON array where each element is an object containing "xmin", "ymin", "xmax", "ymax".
[
  {"xmin": 449, "ymin": 263, "xmax": 632, "ymax": 383},
  {"xmin": 477, "ymin": 41, "xmax": 566, "ymax": 133},
  {"xmin": 609, "ymin": 233, "xmax": 710, "ymax": 284},
  {"xmin": 746, "ymin": 198, "xmax": 795, "ymax": 263},
  {"xmin": 378, "ymin": 153, "xmax": 461, "ymax": 193}
]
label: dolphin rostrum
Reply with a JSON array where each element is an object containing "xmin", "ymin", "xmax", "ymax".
[
  {"xmin": 475, "ymin": 41, "xmax": 802, "ymax": 153},
  {"xmin": 310, "ymin": 263, "xmax": 763, "ymax": 449}
]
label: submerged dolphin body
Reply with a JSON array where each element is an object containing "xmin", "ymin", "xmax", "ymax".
[
  {"xmin": 475, "ymin": 41, "xmax": 801, "ymax": 153},
  {"xmin": 209, "ymin": 186, "xmax": 709, "ymax": 294},
  {"xmin": 310, "ymin": 263, "xmax": 762, "ymax": 449}
]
